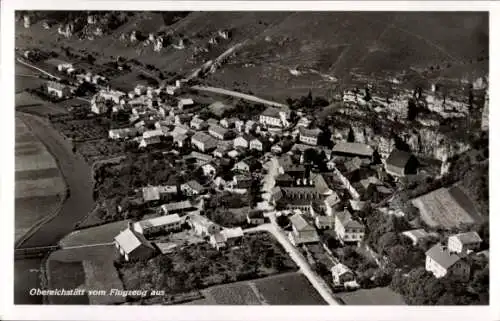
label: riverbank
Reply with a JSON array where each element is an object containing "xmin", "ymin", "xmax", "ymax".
[{"xmin": 14, "ymin": 112, "xmax": 95, "ymax": 304}]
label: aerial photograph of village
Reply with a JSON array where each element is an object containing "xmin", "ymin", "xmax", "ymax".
[{"xmin": 13, "ymin": 10, "xmax": 489, "ymax": 306}]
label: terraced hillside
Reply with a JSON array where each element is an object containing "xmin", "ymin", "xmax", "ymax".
[{"xmin": 16, "ymin": 11, "xmax": 488, "ymax": 101}]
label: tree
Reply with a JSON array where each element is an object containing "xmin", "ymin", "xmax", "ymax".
[
  {"xmin": 276, "ymin": 215, "xmax": 290, "ymax": 228},
  {"xmin": 87, "ymin": 53, "xmax": 96, "ymax": 65},
  {"xmin": 347, "ymin": 127, "xmax": 355, "ymax": 142}
]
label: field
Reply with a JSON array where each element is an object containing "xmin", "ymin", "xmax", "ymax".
[
  {"xmin": 335, "ymin": 287, "xmax": 406, "ymax": 305},
  {"xmin": 46, "ymin": 245, "xmax": 125, "ymax": 305},
  {"xmin": 52, "ymin": 118, "xmax": 109, "ymax": 141},
  {"xmin": 412, "ymin": 186, "xmax": 478, "ymax": 228},
  {"xmin": 184, "ymin": 272, "xmax": 326, "ymax": 305},
  {"xmin": 59, "ymin": 220, "xmax": 130, "ymax": 248},
  {"xmin": 75, "ymin": 139, "xmax": 127, "ymax": 163},
  {"xmin": 46, "ymin": 260, "xmax": 89, "ymax": 304},
  {"xmin": 15, "ymin": 91, "xmax": 67, "ymax": 117},
  {"xmin": 15, "ymin": 117, "xmax": 66, "ymax": 242}
]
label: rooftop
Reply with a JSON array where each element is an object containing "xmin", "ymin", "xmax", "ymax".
[
  {"xmin": 114, "ymin": 228, "xmax": 154, "ymax": 254},
  {"xmin": 332, "ymin": 142, "xmax": 374, "ymax": 157},
  {"xmin": 136, "ymin": 214, "xmax": 182, "ymax": 229},
  {"xmin": 290, "ymin": 213, "xmax": 316, "ymax": 232},
  {"xmin": 450, "ymin": 231, "xmax": 482, "ymax": 245},
  {"xmin": 425, "ymin": 244, "xmax": 462, "ymax": 269},
  {"xmin": 386, "ymin": 149, "xmax": 414, "ymax": 168}
]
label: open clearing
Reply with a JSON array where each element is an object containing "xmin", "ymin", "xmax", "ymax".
[
  {"xmin": 185, "ymin": 272, "xmax": 326, "ymax": 305},
  {"xmin": 46, "ymin": 260, "xmax": 89, "ymax": 304},
  {"xmin": 335, "ymin": 287, "xmax": 406, "ymax": 305},
  {"xmin": 47, "ymin": 245, "xmax": 125, "ymax": 305},
  {"xmin": 412, "ymin": 186, "xmax": 478, "ymax": 228}
]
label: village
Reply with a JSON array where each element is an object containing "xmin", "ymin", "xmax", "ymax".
[{"xmin": 13, "ymin": 12, "xmax": 489, "ymax": 306}]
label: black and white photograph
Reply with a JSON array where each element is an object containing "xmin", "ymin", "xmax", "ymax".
[{"xmin": 1, "ymin": 1, "xmax": 495, "ymax": 320}]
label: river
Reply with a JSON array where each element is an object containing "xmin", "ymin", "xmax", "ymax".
[{"xmin": 14, "ymin": 113, "xmax": 95, "ymax": 304}]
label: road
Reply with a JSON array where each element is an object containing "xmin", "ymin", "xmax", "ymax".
[
  {"xmin": 245, "ymin": 223, "xmax": 340, "ymax": 305},
  {"xmin": 191, "ymin": 85, "xmax": 288, "ymax": 108},
  {"xmin": 16, "ymin": 58, "xmax": 61, "ymax": 81}
]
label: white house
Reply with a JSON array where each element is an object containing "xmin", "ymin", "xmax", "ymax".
[
  {"xmin": 47, "ymin": 81, "xmax": 71, "ymax": 98},
  {"xmin": 260, "ymin": 107, "xmax": 288, "ymax": 128},
  {"xmin": 233, "ymin": 160, "xmax": 250, "ymax": 172},
  {"xmin": 299, "ymin": 127, "xmax": 322, "ymax": 146},
  {"xmin": 109, "ymin": 128, "xmax": 137, "ymax": 140},
  {"xmin": 201, "ymin": 163, "xmax": 217, "ymax": 177},
  {"xmin": 190, "ymin": 117, "xmax": 207, "ymax": 130},
  {"xmin": 178, "ymin": 97, "xmax": 194, "ymax": 110},
  {"xmin": 187, "ymin": 213, "xmax": 221, "ymax": 237},
  {"xmin": 133, "ymin": 214, "xmax": 183, "ymax": 236},
  {"xmin": 288, "ymin": 213, "xmax": 320, "ymax": 246},
  {"xmin": 315, "ymin": 215, "xmax": 335, "ymax": 230},
  {"xmin": 425, "ymin": 244, "xmax": 471, "ymax": 281},
  {"xmin": 335, "ymin": 210, "xmax": 365, "ymax": 245},
  {"xmin": 233, "ymin": 135, "xmax": 253, "ymax": 149},
  {"xmin": 249, "ymin": 138, "xmax": 264, "ymax": 151},
  {"xmin": 331, "ymin": 263, "xmax": 359, "ymax": 289},
  {"xmin": 181, "ymin": 180, "xmax": 205, "ymax": 196},
  {"xmin": 114, "ymin": 224, "xmax": 156, "ymax": 262},
  {"xmin": 447, "ymin": 231, "xmax": 482, "ymax": 255}
]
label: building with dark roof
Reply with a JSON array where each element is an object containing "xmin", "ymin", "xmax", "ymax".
[{"xmin": 385, "ymin": 149, "xmax": 419, "ymax": 177}]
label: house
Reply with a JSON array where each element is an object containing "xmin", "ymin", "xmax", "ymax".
[
  {"xmin": 220, "ymin": 118, "xmax": 237, "ymax": 129},
  {"xmin": 114, "ymin": 224, "xmax": 156, "ymax": 262},
  {"xmin": 175, "ymin": 114, "xmax": 192, "ymax": 126},
  {"xmin": 331, "ymin": 263, "xmax": 359, "ymax": 289},
  {"xmin": 324, "ymin": 193, "xmax": 341, "ymax": 217},
  {"xmin": 233, "ymin": 160, "xmax": 250, "ymax": 173},
  {"xmin": 185, "ymin": 151, "xmax": 215, "ymax": 165},
  {"xmin": 299, "ymin": 127, "xmax": 322, "ymax": 146},
  {"xmin": 47, "ymin": 81, "xmax": 71, "ymax": 98},
  {"xmin": 160, "ymin": 200, "xmax": 196, "ymax": 215},
  {"xmin": 425, "ymin": 244, "xmax": 471, "ymax": 281},
  {"xmin": 133, "ymin": 214, "xmax": 183, "ymax": 236},
  {"xmin": 245, "ymin": 120, "xmax": 259, "ymax": 134},
  {"xmin": 385, "ymin": 149, "xmax": 419, "ymax": 177},
  {"xmin": 201, "ymin": 163, "xmax": 217, "ymax": 177},
  {"xmin": 210, "ymin": 227, "xmax": 244, "ymax": 250},
  {"xmin": 332, "ymin": 142, "xmax": 374, "ymax": 159},
  {"xmin": 247, "ymin": 209, "xmax": 266, "ymax": 225},
  {"xmin": 250, "ymin": 138, "xmax": 264, "ymax": 151},
  {"xmin": 181, "ymin": 180, "xmax": 206, "ymax": 196},
  {"xmin": 173, "ymin": 133, "xmax": 189, "ymax": 148},
  {"xmin": 108, "ymin": 128, "xmax": 137, "ymax": 140},
  {"xmin": 99, "ymin": 88, "xmax": 126, "ymax": 104},
  {"xmin": 213, "ymin": 145, "xmax": 231, "ymax": 158},
  {"xmin": 134, "ymin": 84, "xmax": 147, "ymax": 95},
  {"xmin": 271, "ymin": 144, "xmax": 283, "ymax": 154},
  {"xmin": 177, "ymin": 97, "xmax": 194, "ymax": 110},
  {"xmin": 143, "ymin": 129, "xmax": 164, "ymax": 139},
  {"xmin": 260, "ymin": 107, "xmax": 287, "ymax": 128},
  {"xmin": 139, "ymin": 136, "xmax": 162, "ymax": 148},
  {"xmin": 288, "ymin": 213, "xmax": 320, "ymax": 246},
  {"xmin": 206, "ymin": 118, "xmax": 219, "ymax": 126},
  {"xmin": 275, "ymin": 173, "xmax": 295, "ymax": 187},
  {"xmin": 187, "ymin": 213, "xmax": 221, "ymax": 237},
  {"xmin": 209, "ymin": 124, "xmax": 232, "ymax": 140},
  {"xmin": 190, "ymin": 117, "xmax": 208, "ymax": 130},
  {"xmin": 447, "ymin": 232, "xmax": 482, "ymax": 255},
  {"xmin": 315, "ymin": 215, "xmax": 336, "ymax": 230},
  {"xmin": 335, "ymin": 210, "xmax": 365, "ymax": 245},
  {"xmin": 401, "ymin": 229, "xmax": 434, "ymax": 246},
  {"xmin": 234, "ymin": 119, "xmax": 245, "ymax": 132},
  {"xmin": 141, "ymin": 185, "xmax": 177, "ymax": 203},
  {"xmin": 191, "ymin": 132, "xmax": 218, "ymax": 152},
  {"xmin": 209, "ymin": 232, "xmax": 227, "ymax": 251},
  {"xmin": 227, "ymin": 149, "xmax": 241, "ymax": 159},
  {"xmin": 233, "ymin": 135, "xmax": 254, "ymax": 149}
]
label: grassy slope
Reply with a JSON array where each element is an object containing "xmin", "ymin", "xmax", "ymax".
[{"xmin": 16, "ymin": 12, "xmax": 488, "ymax": 101}]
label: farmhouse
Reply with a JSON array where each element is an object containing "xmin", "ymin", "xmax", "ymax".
[
  {"xmin": 47, "ymin": 81, "xmax": 71, "ymax": 98},
  {"xmin": 447, "ymin": 231, "xmax": 482, "ymax": 255},
  {"xmin": 332, "ymin": 142, "xmax": 374, "ymax": 159},
  {"xmin": 233, "ymin": 134, "xmax": 254, "ymax": 149},
  {"xmin": 299, "ymin": 127, "xmax": 322, "ymax": 146},
  {"xmin": 260, "ymin": 107, "xmax": 285, "ymax": 128},
  {"xmin": 190, "ymin": 117, "xmax": 208, "ymax": 130},
  {"xmin": 114, "ymin": 224, "xmax": 156, "ymax": 262},
  {"xmin": 331, "ymin": 263, "xmax": 359, "ymax": 288},
  {"xmin": 191, "ymin": 132, "xmax": 218, "ymax": 152},
  {"xmin": 181, "ymin": 180, "xmax": 206, "ymax": 196},
  {"xmin": 177, "ymin": 97, "xmax": 194, "ymax": 110},
  {"xmin": 250, "ymin": 138, "xmax": 264, "ymax": 151},
  {"xmin": 288, "ymin": 213, "xmax": 320, "ymax": 246},
  {"xmin": 209, "ymin": 124, "xmax": 232, "ymax": 140},
  {"xmin": 335, "ymin": 210, "xmax": 365, "ymax": 245},
  {"xmin": 247, "ymin": 209, "xmax": 266, "ymax": 225},
  {"xmin": 425, "ymin": 244, "xmax": 471, "ymax": 281},
  {"xmin": 401, "ymin": 229, "xmax": 434, "ymax": 246},
  {"xmin": 315, "ymin": 215, "xmax": 336, "ymax": 230},
  {"xmin": 187, "ymin": 213, "xmax": 221, "ymax": 237},
  {"xmin": 133, "ymin": 214, "xmax": 183, "ymax": 236},
  {"xmin": 385, "ymin": 149, "xmax": 419, "ymax": 177},
  {"xmin": 160, "ymin": 200, "xmax": 196, "ymax": 215}
]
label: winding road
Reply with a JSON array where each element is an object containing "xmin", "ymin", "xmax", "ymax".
[{"xmin": 245, "ymin": 223, "xmax": 340, "ymax": 305}]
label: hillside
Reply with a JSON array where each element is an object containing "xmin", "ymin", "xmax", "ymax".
[{"xmin": 16, "ymin": 11, "xmax": 488, "ymax": 100}]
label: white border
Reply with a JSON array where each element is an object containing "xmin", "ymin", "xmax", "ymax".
[{"xmin": 1, "ymin": 1, "xmax": 497, "ymax": 321}]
